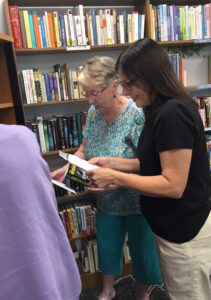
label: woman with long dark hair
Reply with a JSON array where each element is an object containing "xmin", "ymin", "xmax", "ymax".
[{"xmin": 87, "ymin": 38, "xmax": 211, "ymax": 300}]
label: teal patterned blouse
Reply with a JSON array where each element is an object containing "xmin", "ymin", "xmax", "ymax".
[{"xmin": 83, "ymin": 99, "xmax": 144, "ymax": 215}]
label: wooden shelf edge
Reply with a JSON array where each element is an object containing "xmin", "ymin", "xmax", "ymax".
[
  {"xmin": 0, "ymin": 33, "xmax": 13, "ymax": 44},
  {"xmin": 15, "ymin": 38, "xmax": 211, "ymax": 55},
  {"xmin": 42, "ymin": 147, "xmax": 78, "ymax": 156},
  {"xmin": 15, "ymin": 44, "xmax": 129, "ymax": 55},
  {"xmin": 23, "ymin": 99, "xmax": 88, "ymax": 107},
  {"xmin": 0, "ymin": 102, "xmax": 14, "ymax": 109}
]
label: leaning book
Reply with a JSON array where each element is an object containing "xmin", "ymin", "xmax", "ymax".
[{"xmin": 52, "ymin": 151, "xmax": 99, "ymax": 193}]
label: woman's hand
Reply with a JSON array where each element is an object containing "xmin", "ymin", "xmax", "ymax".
[
  {"xmin": 87, "ymin": 184, "xmax": 118, "ymax": 193},
  {"xmin": 86, "ymin": 167, "xmax": 117, "ymax": 188},
  {"xmin": 88, "ymin": 157, "xmax": 112, "ymax": 168},
  {"xmin": 51, "ymin": 163, "xmax": 69, "ymax": 182}
]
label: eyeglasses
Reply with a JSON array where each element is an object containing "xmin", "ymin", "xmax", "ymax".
[
  {"xmin": 119, "ymin": 79, "xmax": 136, "ymax": 90},
  {"xmin": 81, "ymin": 86, "xmax": 107, "ymax": 98}
]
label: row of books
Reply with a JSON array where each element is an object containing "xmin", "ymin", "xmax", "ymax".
[
  {"xmin": 20, "ymin": 53, "xmax": 184, "ymax": 105},
  {"xmin": 73, "ymin": 239, "xmax": 99, "ymax": 274},
  {"xmin": 194, "ymin": 96, "xmax": 211, "ymax": 128},
  {"xmin": 72, "ymin": 238, "xmax": 131, "ymax": 274},
  {"xmin": 9, "ymin": 5, "xmax": 145, "ymax": 49},
  {"xmin": 26, "ymin": 113, "xmax": 87, "ymax": 153},
  {"xmin": 150, "ymin": 3, "xmax": 211, "ymax": 42},
  {"xmin": 59, "ymin": 203, "xmax": 96, "ymax": 240},
  {"xmin": 168, "ymin": 53, "xmax": 185, "ymax": 85},
  {"xmin": 19, "ymin": 64, "xmax": 83, "ymax": 104}
]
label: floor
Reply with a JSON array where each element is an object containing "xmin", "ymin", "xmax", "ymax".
[{"xmin": 79, "ymin": 275, "xmax": 169, "ymax": 300}]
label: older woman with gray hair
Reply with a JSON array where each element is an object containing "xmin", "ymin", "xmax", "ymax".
[{"xmin": 52, "ymin": 56, "xmax": 162, "ymax": 300}]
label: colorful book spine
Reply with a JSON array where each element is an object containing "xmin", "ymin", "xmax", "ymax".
[
  {"xmin": 39, "ymin": 14, "xmax": 47, "ymax": 48},
  {"xmin": 28, "ymin": 11, "xmax": 36, "ymax": 47},
  {"xmin": 22, "ymin": 10, "xmax": 32, "ymax": 48},
  {"xmin": 32, "ymin": 11, "xmax": 41, "ymax": 48},
  {"xmin": 9, "ymin": 6, "xmax": 23, "ymax": 48}
]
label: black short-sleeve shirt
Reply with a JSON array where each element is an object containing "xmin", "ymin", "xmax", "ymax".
[{"xmin": 138, "ymin": 98, "xmax": 210, "ymax": 243}]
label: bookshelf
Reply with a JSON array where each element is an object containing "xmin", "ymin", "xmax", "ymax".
[
  {"xmin": 0, "ymin": 33, "xmax": 24, "ymax": 124},
  {"xmin": 3, "ymin": 0, "xmax": 211, "ymax": 289}
]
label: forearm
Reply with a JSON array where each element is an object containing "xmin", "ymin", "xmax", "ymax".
[
  {"xmin": 74, "ymin": 148, "xmax": 86, "ymax": 159},
  {"xmin": 111, "ymin": 171, "xmax": 182, "ymax": 199},
  {"xmin": 74, "ymin": 137, "xmax": 87, "ymax": 159},
  {"xmin": 109, "ymin": 158, "xmax": 140, "ymax": 173}
]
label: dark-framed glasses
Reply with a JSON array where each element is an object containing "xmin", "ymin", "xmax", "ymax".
[
  {"xmin": 82, "ymin": 86, "xmax": 107, "ymax": 98},
  {"xmin": 119, "ymin": 79, "xmax": 136, "ymax": 90}
]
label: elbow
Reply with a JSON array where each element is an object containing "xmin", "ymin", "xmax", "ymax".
[{"xmin": 170, "ymin": 186, "xmax": 184, "ymax": 199}]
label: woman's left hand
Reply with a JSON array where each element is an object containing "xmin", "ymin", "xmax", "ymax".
[{"xmin": 86, "ymin": 168, "xmax": 116, "ymax": 188}]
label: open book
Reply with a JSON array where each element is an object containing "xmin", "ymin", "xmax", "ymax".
[{"xmin": 52, "ymin": 151, "xmax": 99, "ymax": 193}]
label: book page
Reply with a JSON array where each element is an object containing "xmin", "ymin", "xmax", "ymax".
[
  {"xmin": 52, "ymin": 179, "xmax": 76, "ymax": 194},
  {"xmin": 59, "ymin": 151, "xmax": 99, "ymax": 171}
]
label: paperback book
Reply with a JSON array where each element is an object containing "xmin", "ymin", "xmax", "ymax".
[{"xmin": 52, "ymin": 151, "xmax": 99, "ymax": 193}]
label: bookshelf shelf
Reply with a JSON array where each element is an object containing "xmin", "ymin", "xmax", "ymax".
[
  {"xmin": 0, "ymin": 103, "xmax": 14, "ymax": 109},
  {"xmin": 23, "ymin": 99, "xmax": 88, "ymax": 107},
  {"xmin": 42, "ymin": 147, "xmax": 78, "ymax": 156},
  {"xmin": 0, "ymin": 33, "xmax": 13, "ymax": 44},
  {"xmin": 159, "ymin": 39, "xmax": 211, "ymax": 47},
  {"xmin": 205, "ymin": 127, "xmax": 211, "ymax": 132},
  {"xmin": 15, "ymin": 44, "xmax": 130, "ymax": 55}
]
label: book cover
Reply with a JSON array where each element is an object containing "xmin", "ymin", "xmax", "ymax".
[{"xmin": 52, "ymin": 151, "xmax": 98, "ymax": 192}]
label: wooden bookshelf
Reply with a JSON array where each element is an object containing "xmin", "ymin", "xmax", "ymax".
[{"xmin": 0, "ymin": 33, "xmax": 25, "ymax": 125}]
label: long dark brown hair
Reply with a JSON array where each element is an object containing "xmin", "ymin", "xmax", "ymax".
[{"xmin": 116, "ymin": 38, "xmax": 193, "ymax": 104}]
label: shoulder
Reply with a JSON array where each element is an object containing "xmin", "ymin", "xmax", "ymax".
[
  {"xmin": 87, "ymin": 105, "xmax": 97, "ymax": 120},
  {"xmin": 157, "ymin": 97, "xmax": 199, "ymax": 122},
  {"xmin": 0, "ymin": 124, "xmax": 40, "ymax": 157},
  {"xmin": 0, "ymin": 124, "xmax": 36, "ymax": 144},
  {"xmin": 127, "ymin": 99, "xmax": 144, "ymax": 124},
  {"xmin": 162, "ymin": 97, "xmax": 197, "ymax": 114}
]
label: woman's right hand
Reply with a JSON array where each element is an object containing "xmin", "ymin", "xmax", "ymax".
[
  {"xmin": 51, "ymin": 163, "xmax": 69, "ymax": 182},
  {"xmin": 88, "ymin": 157, "xmax": 112, "ymax": 168}
]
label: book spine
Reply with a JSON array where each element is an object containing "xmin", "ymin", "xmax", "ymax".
[
  {"xmin": 9, "ymin": 6, "xmax": 23, "ymax": 48},
  {"xmin": 32, "ymin": 11, "xmax": 41, "ymax": 48},
  {"xmin": 28, "ymin": 11, "xmax": 36, "ymax": 47},
  {"xmin": 53, "ymin": 11, "xmax": 62, "ymax": 47},
  {"xmin": 59, "ymin": 13, "xmax": 66, "ymax": 46},
  {"xmin": 43, "ymin": 73, "xmax": 51, "ymax": 101},
  {"xmin": 47, "ymin": 12, "xmax": 56, "ymax": 47},
  {"xmin": 23, "ymin": 10, "xmax": 32, "ymax": 48},
  {"xmin": 39, "ymin": 14, "xmax": 47, "ymax": 48}
]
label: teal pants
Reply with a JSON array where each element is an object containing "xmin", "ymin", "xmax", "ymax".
[{"xmin": 97, "ymin": 210, "xmax": 162, "ymax": 285}]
